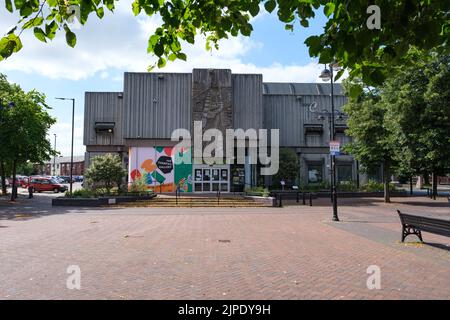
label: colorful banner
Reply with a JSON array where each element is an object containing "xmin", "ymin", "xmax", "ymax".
[
  {"xmin": 174, "ymin": 147, "xmax": 192, "ymax": 192},
  {"xmin": 129, "ymin": 147, "xmax": 192, "ymax": 192},
  {"xmin": 129, "ymin": 147, "xmax": 175, "ymax": 192}
]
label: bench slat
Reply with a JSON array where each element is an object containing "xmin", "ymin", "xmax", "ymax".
[{"xmin": 397, "ymin": 210, "xmax": 450, "ymax": 240}]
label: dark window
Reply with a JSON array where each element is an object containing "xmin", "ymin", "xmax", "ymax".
[
  {"xmin": 337, "ymin": 165, "xmax": 353, "ymax": 182},
  {"xmin": 305, "ymin": 134, "xmax": 322, "ymax": 147},
  {"xmin": 308, "ymin": 164, "xmax": 323, "ymax": 183}
]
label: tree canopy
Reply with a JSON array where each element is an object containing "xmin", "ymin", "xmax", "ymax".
[
  {"xmin": 343, "ymin": 50, "xmax": 450, "ymax": 200},
  {"xmin": 0, "ymin": 73, "xmax": 56, "ymax": 196},
  {"xmin": 1, "ymin": 1, "xmax": 449, "ymax": 85}
]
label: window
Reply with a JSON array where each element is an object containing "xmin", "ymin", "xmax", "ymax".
[
  {"xmin": 212, "ymin": 169, "xmax": 219, "ymax": 181},
  {"xmin": 194, "ymin": 169, "xmax": 202, "ymax": 181},
  {"xmin": 305, "ymin": 134, "xmax": 323, "ymax": 147},
  {"xmin": 308, "ymin": 164, "xmax": 323, "ymax": 183},
  {"xmin": 335, "ymin": 133, "xmax": 351, "ymax": 147},
  {"xmin": 337, "ymin": 165, "xmax": 353, "ymax": 182}
]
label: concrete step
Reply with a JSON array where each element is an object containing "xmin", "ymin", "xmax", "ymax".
[{"xmin": 119, "ymin": 197, "xmax": 269, "ymax": 207}]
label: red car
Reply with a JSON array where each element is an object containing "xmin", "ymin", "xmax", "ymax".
[{"xmin": 29, "ymin": 177, "xmax": 68, "ymax": 193}]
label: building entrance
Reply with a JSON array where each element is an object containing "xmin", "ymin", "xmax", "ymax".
[{"xmin": 193, "ymin": 165, "xmax": 230, "ymax": 193}]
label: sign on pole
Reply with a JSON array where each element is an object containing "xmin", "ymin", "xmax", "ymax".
[{"xmin": 329, "ymin": 140, "xmax": 340, "ymax": 156}]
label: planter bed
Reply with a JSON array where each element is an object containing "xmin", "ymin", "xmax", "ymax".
[{"xmin": 52, "ymin": 194, "xmax": 157, "ymax": 207}]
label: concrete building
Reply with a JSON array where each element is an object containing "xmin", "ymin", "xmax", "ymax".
[{"xmin": 84, "ymin": 69, "xmax": 365, "ymax": 193}]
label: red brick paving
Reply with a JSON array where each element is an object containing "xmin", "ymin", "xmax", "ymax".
[{"xmin": 0, "ymin": 196, "xmax": 449, "ymax": 299}]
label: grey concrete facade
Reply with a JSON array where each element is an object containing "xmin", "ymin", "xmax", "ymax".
[{"xmin": 84, "ymin": 68, "xmax": 363, "ymax": 190}]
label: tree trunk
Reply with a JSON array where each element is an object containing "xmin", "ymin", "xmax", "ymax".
[
  {"xmin": 409, "ymin": 176, "xmax": 413, "ymax": 195},
  {"xmin": 383, "ymin": 161, "xmax": 391, "ymax": 203},
  {"xmin": 431, "ymin": 171, "xmax": 438, "ymax": 200},
  {"xmin": 10, "ymin": 159, "xmax": 17, "ymax": 201},
  {"xmin": 0, "ymin": 161, "xmax": 7, "ymax": 195},
  {"xmin": 423, "ymin": 173, "xmax": 430, "ymax": 186}
]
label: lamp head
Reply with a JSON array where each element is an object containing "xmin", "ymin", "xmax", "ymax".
[{"xmin": 319, "ymin": 68, "xmax": 331, "ymax": 81}]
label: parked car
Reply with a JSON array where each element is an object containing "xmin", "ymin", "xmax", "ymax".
[
  {"xmin": 58, "ymin": 176, "xmax": 74, "ymax": 183},
  {"xmin": 20, "ymin": 177, "xmax": 30, "ymax": 188},
  {"xmin": 74, "ymin": 176, "xmax": 84, "ymax": 182},
  {"xmin": 29, "ymin": 177, "xmax": 68, "ymax": 193}
]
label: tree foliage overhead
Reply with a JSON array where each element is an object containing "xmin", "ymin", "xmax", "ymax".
[{"xmin": 1, "ymin": 1, "xmax": 449, "ymax": 84}]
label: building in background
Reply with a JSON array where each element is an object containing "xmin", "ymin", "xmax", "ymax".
[
  {"xmin": 84, "ymin": 69, "xmax": 367, "ymax": 193},
  {"xmin": 39, "ymin": 156, "xmax": 85, "ymax": 176}
]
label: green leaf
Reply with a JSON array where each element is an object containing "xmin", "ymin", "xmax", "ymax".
[
  {"xmin": 45, "ymin": 21, "xmax": 57, "ymax": 40},
  {"xmin": 96, "ymin": 7, "xmax": 104, "ymax": 19},
  {"xmin": 285, "ymin": 24, "xmax": 294, "ymax": 31},
  {"xmin": 168, "ymin": 53, "xmax": 177, "ymax": 62},
  {"xmin": 132, "ymin": 1, "xmax": 141, "ymax": 16},
  {"xmin": 0, "ymin": 33, "xmax": 23, "ymax": 61},
  {"xmin": 300, "ymin": 19, "xmax": 309, "ymax": 28},
  {"xmin": 5, "ymin": 0, "xmax": 13, "ymax": 13},
  {"xmin": 176, "ymin": 52, "xmax": 187, "ymax": 61},
  {"xmin": 324, "ymin": 3, "xmax": 335, "ymax": 18},
  {"xmin": 157, "ymin": 57, "xmax": 166, "ymax": 68},
  {"xmin": 65, "ymin": 27, "xmax": 77, "ymax": 48},
  {"xmin": 249, "ymin": 2, "xmax": 260, "ymax": 17},
  {"xmin": 33, "ymin": 27, "xmax": 47, "ymax": 42},
  {"xmin": 334, "ymin": 68, "xmax": 345, "ymax": 81},
  {"xmin": 349, "ymin": 85, "xmax": 363, "ymax": 99},
  {"xmin": 264, "ymin": 0, "xmax": 276, "ymax": 13},
  {"xmin": 19, "ymin": 3, "xmax": 33, "ymax": 17},
  {"xmin": 23, "ymin": 17, "xmax": 44, "ymax": 29}
]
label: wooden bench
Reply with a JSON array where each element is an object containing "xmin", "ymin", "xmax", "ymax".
[{"xmin": 397, "ymin": 210, "xmax": 450, "ymax": 242}]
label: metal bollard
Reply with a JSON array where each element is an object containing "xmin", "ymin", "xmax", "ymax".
[
  {"xmin": 309, "ymin": 193, "xmax": 312, "ymax": 206},
  {"xmin": 28, "ymin": 186, "xmax": 33, "ymax": 199},
  {"xmin": 296, "ymin": 191, "xmax": 299, "ymax": 203},
  {"xmin": 302, "ymin": 192, "xmax": 306, "ymax": 205},
  {"xmin": 279, "ymin": 193, "xmax": 283, "ymax": 207}
]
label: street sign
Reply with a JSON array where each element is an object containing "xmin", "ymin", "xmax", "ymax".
[{"xmin": 329, "ymin": 140, "xmax": 340, "ymax": 156}]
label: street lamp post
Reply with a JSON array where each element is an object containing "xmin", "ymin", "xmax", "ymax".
[
  {"xmin": 53, "ymin": 134, "xmax": 57, "ymax": 176},
  {"xmin": 319, "ymin": 63, "xmax": 340, "ymax": 221},
  {"xmin": 55, "ymin": 97, "xmax": 75, "ymax": 195}
]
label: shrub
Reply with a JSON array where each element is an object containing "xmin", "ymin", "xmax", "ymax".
[
  {"xmin": 245, "ymin": 186, "xmax": 270, "ymax": 197},
  {"xmin": 129, "ymin": 175, "xmax": 148, "ymax": 193},
  {"xmin": 66, "ymin": 188, "xmax": 97, "ymax": 198},
  {"xmin": 337, "ymin": 181, "xmax": 358, "ymax": 192},
  {"xmin": 362, "ymin": 179, "xmax": 397, "ymax": 192},
  {"xmin": 301, "ymin": 181, "xmax": 330, "ymax": 192},
  {"xmin": 84, "ymin": 154, "xmax": 127, "ymax": 194}
]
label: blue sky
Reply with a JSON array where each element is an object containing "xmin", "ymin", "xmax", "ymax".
[{"xmin": 0, "ymin": 1, "xmax": 329, "ymax": 156}]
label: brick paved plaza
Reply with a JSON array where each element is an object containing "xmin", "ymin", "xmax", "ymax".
[{"xmin": 0, "ymin": 195, "xmax": 449, "ymax": 299}]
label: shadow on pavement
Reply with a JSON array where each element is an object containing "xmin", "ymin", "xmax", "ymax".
[
  {"xmin": 425, "ymin": 242, "xmax": 450, "ymax": 252},
  {"xmin": 0, "ymin": 194, "xmax": 121, "ymax": 222}
]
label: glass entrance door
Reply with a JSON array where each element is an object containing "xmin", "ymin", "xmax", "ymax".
[{"xmin": 193, "ymin": 165, "xmax": 230, "ymax": 192}]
